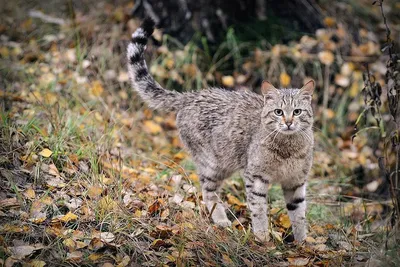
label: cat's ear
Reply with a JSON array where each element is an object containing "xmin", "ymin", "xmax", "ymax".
[
  {"xmin": 299, "ymin": 79, "xmax": 315, "ymax": 97},
  {"xmin": 261, "ymin": 81, "xmax": 279, "ymax": 98}
]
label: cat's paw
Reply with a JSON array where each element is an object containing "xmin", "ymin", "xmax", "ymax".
[
  {"xmin": 214, "ymin": 218, "xmax": 232, "ymax": 227},
  {"xmin": 254, "ymin": 231, "xmax": 270, "ymax": 243},
  {"xmin": 294, "ymin": 233, "xmax": 307, "ymax": 243}
]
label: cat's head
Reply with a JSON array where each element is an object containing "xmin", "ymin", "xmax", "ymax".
[{"xmin": 260, "ymin": 80, "xmax": 315, "ymax": 136}]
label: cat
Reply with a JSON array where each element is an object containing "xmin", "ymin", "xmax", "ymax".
[{"xmin": 127, "ymin": 17, "xmax": 315, "ymax": 242}]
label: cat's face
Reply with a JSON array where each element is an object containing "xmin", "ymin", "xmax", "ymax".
[{"xmin": 261, "ymin": 80, "xmax": 314, "ymax": 136}]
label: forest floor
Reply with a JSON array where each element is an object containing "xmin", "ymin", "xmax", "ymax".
[{"xmin": 1, "ymin": 0, "xmax": 399, "ymax": 266}]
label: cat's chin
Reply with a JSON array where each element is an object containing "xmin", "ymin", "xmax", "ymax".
[{"xmin": 280, "ymin": 128, "xmax": 298, "ymax": 135}]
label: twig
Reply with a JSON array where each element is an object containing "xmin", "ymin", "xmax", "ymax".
[
  {"xmin": 321, "ymin": 64, "xmax": 330, "ymax": 135},
  {"xmin": 29, "ymin": 10, "xmax": 66, "ymax": 25}
]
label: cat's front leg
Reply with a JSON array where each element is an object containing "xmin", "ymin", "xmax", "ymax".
[
  {"xmin": 282, "ymin": 182, "xmax": 307, "ymax": 242},
  {"xmin": 244, "ymin": 171, "xmax": 270, "ymax": 242}
]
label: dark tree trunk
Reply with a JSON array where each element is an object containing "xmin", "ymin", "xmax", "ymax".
[{"xmin": 131, "ymin": 0, "xmax": 324, "ymax": 44}]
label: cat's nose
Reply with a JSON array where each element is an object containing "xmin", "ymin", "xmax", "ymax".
[{"xmin": 286, "ymin": 122, "xmax": 292, "ymax": 128}]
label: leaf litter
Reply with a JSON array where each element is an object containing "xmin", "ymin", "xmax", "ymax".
[{"xmin": 0, "ymin": 0, "xmax": 397, "ymax": 266}]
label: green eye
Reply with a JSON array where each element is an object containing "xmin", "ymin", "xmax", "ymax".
[
  {"xmin": 274, "ymin": 109, "xmax": 283, "ymax": 116},
  {"xmin": 293, "ymin": 109, "xmax": 302, "ymax": 116}
]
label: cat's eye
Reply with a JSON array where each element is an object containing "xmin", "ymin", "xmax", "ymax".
[
  {"xmin": 293, "ymin": 109, "xmax": 302, "ymax": 116},
  {"xmin": 274, "ymin": 109, "xmax": 283, "ymax": 116}
]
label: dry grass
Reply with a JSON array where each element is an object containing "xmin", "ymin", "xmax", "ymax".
[{"xmin": 0, "ymin": 0, "xmax": 399, "ymax": 266}]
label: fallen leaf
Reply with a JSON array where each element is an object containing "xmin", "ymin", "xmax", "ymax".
[
  {"xmin": 66, "ymin": 251, "xmax": 83, "ymax": 262},
  {"xmin": 222, "ymin": 76, "xmax": 235, "ymax": 87},
  {"xmin": 0, "ymin": 198, "xmax": 20, "ymax": 210},
  {"xmin": 324, "ymin": 17, "xmax": 336, "ymax": 27},
  {"xmin": 87, "ymin": 186, "xmax": 103, "ymax": 199},
  {"xmin": 63, "ymin": 238, "xmax": 76, "ymax": 252},
  {"xmin": 98, "ymin": 232, "xmax": 115, "ymax": 243},
  {"xmin": 24, "ymin": 188, "xmax": 36, "ymax": 199},
  {"xmin": 287, "ymin": 257, "xmax": 310, "ymax": 266},
  {"xmin": 90, "ymin": 80, "xmax": 104, "ymax": 97},
  {"xmin": 89, "ymin": 237, "xmax": 104, "ymax": 250},
  {"xmin": 28, "ymin": 260, "xmax": 46, "ymax": 267},
  {"xmin": 280, "ymin": 72, "xmax": 291, "ymax": 87},
  {"xmin": 278, "ymin": 213, "xmax": 291, "ymax": 229},
  {"xmin": 318, "ymin": 51, "xmax": 334, "ymax": 65},
  {"xmin": 39, "ymin": 148, "xmax": 53, "ymax": 158},
  {"xmin": 8, "ymin": 245, "xmax": 36, "ymax": 260},
  {"xmin": 143, "ymin": 120, "xmax": 162, "ymax": 134},
  {"xmin": 60, "ymin": 212, "xmax": 78, "ymax": 223}
]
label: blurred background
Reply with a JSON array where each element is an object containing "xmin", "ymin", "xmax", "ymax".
[{"xmin": 0, "ymin": 0, "xmax": 399, "ymax": 266}]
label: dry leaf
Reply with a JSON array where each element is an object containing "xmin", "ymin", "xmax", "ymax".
[
  {"xmin": 8, "ymin": 245, "xmax": 38, "ymax": 260},
  {"xmin": 63, "ymin": 238, "xmax": 76, "ymax": 251},
  {"xmin": 87, "ymin": 186, "xmax": 103, "ymax": 199},
  {"xmin": 98, "ymin": 232, "xmax": 115, "ymax": 243},
  {"xmin": 222, "ymin": 76, "xmax": 235, "ymax": 87},
  {"xmin": 287, "ymin": 257, "xmax": 310, "ymax": 266},
  {"xmin": 24, "ymin": 188, "xmax": 36, "ymax": 199},
  {"xmin": 280, "ymin": 72, "xmax": 291, "ymax": 87},
  {"xmin": 278, "ymin": 213, "xmax": 291, "ymax": 228},
  {"xmin": 318, "ymin": 51, "xmax": 334, "ymax": 65},
  {"xmin": 324, "ymin": 17, "xmax": 336, "ymax": 27},
  {"xmin": 90, "ymin": 80, "xmax": 104, "ymax": 97},
  {"xmin": 143, "ymin": 120, "xmax": 162, "ymax": 134},
  {"xmin": 39, "ymin": 148, "xmax": 53, "ymax": 158},
  {"xmin": 28, "ymin": 260, "xmax": 46, "ymax": 267},
  {"xmin": 66, "ymin": 251, "xmax": 83, "ymax": 262},
  {"xmin": 60, "ymin": 212, "xmax": 78, "ymax": 223}
]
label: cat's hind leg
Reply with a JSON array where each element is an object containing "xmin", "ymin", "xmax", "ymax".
[
  {"xmin": 282, "ymin": 182, "xmax": 307, "ymax": 242},
  {"xmin": 199, "ymin": 169, "xmax": 231, "ymax": 227}
]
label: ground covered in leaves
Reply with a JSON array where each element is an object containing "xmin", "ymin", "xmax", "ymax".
[{"xmin": 1, "ymin": 0, "xmax": 399, "ymax": 266}]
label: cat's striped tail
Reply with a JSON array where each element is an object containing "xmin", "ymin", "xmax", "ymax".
[{"xmin": 127, "ymin": 17, "xmax": 181, "ymax": 111}]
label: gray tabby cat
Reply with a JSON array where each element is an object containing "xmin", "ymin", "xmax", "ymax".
[{"xmin": 127, "ymin": 18, "xmax": 315, "ymax": 242}]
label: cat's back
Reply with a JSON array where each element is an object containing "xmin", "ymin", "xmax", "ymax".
[{"xmin": 180, "ymin": 88, "xmax": 263, "ymax": 114}]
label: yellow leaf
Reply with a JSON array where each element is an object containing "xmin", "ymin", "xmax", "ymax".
[
  {"xmin": 318, "ymin": 51, "xmax": 334, "ymax": 65},
  {"xmin": 90, "ymin": 80, "xmax": 104, "ymax": 97},
  {"xmin": 60, "ymin": 212, "xmax": 78, "ymax": 223},
  {"xmin": 279, "ymin": 72, "xmax": 291, "ymax": 87},
  {"xmin": 323, "ymin": 17, "xmax": 336, "ymax": 27},
  {"xmin": 222, "ymin": 76, "xmax": 235, "ymax": 87},
  {"xmin": 28, "ymin": 260, "xmax": 46, "ymax": 267},
  {"xmin": 44, "ymin": 92, "xmax": 58, "ymax": 105},
  {"xmin": 39, "ymin": 148, "xmax": 53, "ymax": 158},
  {"xmin": 226, "ymin": 194, "xmax": 246, "ymax": 208},
  {"xmin": 269, "ymin": 207, "xmax": 280, "ymax": 215},
  {"xmin": 188, "ymin": 173, "xmax": 199, "ymax": 182},
  {"xmin": 87, "ymin": 186, "xmax": 103, "ymax": 199},
  {"xmin": 143, "ymin": 120, "xmax": 162, "ymax": 134},
  {"xmin": 62, "ymin": 238, "xmax": 76, "ymax": 251},
  {"xmin": 88, "ymin": 237, "xmax": 104, "ymax": 250},
  {"xmin": 326, "ymin": 109, "xmax": 335, "ymax": 119},
  {"xmin": 24, "ymin": 188, "xmax": 36, "ymax": 199},
  {"xmin": 88, "ymin": 253, "xmax": 103, "ymax": 262},
  {"xmin": 0, "ymin": 46, "xmax": 10, "ymax": 57},
  {"xmin": 278, "ymin": 213, "xmax": 291, "ymax": 228}
]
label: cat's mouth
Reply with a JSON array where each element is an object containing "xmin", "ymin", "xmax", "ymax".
[{"xmin": 281, "ymin": 126, "xmax": 297, "ymax": 134}]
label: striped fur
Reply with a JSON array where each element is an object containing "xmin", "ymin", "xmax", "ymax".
[{"xmin": 127, "ymin": 17, "xmax": 181, "ymax": 111}]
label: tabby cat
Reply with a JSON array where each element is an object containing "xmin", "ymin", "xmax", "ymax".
[{"xmin": 127, "ymin": 18, "xmax": 315, "ymax": 242}]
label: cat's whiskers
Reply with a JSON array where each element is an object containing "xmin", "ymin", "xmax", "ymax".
[
  {"xmin": 299, "ymin": 129, "xmax": 313, "ymax": 144},
  {"xmin": 261, "ymin": 129, "xmax": 279, "ymax": 144},
  {"xmin": 269, "ymin": 129, "xmax": 282, "ymax": 145}
]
